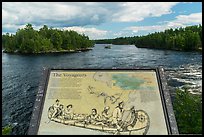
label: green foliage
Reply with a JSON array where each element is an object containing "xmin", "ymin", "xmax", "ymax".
[
  {"xmin": 2, "ymin": 24, "xmax": 94, "ymax": 53},
  {"xmin": 94, "ymin": 25, "xmax": 202, "ymax": 51},
  {"xmin": 173, "ymin": 88, "xmax": 202, "ymax": 134},
  {"xmin": 2, "ymin": 125, "xmax": 12, "ymax": 135}
]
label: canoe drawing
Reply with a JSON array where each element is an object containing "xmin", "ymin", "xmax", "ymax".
[{"xmin": 47, "ymin": 100, "xmax": 150, "ymax": 135}]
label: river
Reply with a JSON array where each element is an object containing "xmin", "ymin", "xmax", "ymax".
[{"xmin": 2, "ymin": 44, "xmax": 202, "ymax": 135}]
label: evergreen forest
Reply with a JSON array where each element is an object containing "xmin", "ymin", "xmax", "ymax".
[{"xmin": 2, "ymin": 24, "xmax": 94, "ymax": 53}]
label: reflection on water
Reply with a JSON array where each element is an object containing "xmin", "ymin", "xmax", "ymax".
[{"xmin": 2, "ymin": 44, "xmax": 202, "ymax": 135}]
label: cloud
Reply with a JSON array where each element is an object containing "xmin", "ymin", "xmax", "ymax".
[
  {"xmin": 2, "ymin": 24, "xmax": 26, "ymax": 33},
  {"xmin": 4, "ymin": 2, "xmax": 199, "ymax": 39},
  {"xmin": 62, "ymin": 26, "xmax": 108, "ymax": 40},
  {"xmin": 112, "ymin": 2, "xmax": 178, "ymax": 22},
  {"xmin": 2, "ymin": 2, "xmax": 179, "ymax": 29},
  {"xmin": 113, "ymin": 31, "xmax": 135, "ymax": 38},
  {"xmin": 174, "ymin": 12, "xmax": 202, "ymax": 25},
  {"xmin": 126, "ymin": 12, "xmax": 202, "ymax": 34},
  {"xmin": 2, "ymin": 2, "xmax": 109, "ymax": 28}
]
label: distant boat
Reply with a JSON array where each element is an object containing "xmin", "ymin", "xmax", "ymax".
[{"xmin": 104, "ymin": 45, "xmax": 111, "ymax": 49}]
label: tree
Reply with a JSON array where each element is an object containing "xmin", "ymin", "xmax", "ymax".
[
  {"xmin": 39, "ymin": 25, "xmax": 49, "ymax": 38},
  {"xmin": 94, "ymin": 25, "xmax": 202, "ymax": 51},
  {"xmin": 2, "ymin": 23, "xmax": 94, "ymax": 53},
  {"xmin": 51, "ymin": 31, "xmax": 62, "ymax": 50}
]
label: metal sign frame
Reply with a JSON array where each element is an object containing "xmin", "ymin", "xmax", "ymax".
[{"xmin": 27, "ymin": 67, "xmax": 179, "ymax": 135}]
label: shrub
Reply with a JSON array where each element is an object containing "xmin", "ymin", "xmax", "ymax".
[{"xmin": 173, "ymin": 88, "xmax": 202, "ymax": 134}]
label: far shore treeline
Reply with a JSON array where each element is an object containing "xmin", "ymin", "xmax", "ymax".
[
  {"xmin": 2, "ymin": 24, "xmax": 94, "ymax": 53},
  {"xmin": 95, "ymin": 25, "xmax": 202, "ymax": 51}
]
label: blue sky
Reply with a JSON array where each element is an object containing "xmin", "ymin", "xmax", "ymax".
[{"xmin": 2, "ymin": 2, "xmax": 202, "ymax": 40}]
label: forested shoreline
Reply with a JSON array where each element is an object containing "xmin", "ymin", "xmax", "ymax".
[
  {"xmin": 94, "ymin": 25, "xmax": 202, "ymax": 52},
  {"xmin": 2, "ymin": 24, "xmax": 94, "ymax": 54}
]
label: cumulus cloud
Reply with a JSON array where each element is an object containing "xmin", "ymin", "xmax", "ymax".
[
  {"xmin": 112, "ymin": 2, "xmax": 178, "ymax": 22},
  {"xmin": 2, "ymin": 24, "xmax": 26, "ymax": 33},
  {"xmin": 174, "ymin": 12, "xmax": 202, "ymax": 24},
  {"xmin": 62, "ymin": 26, "xmax": 108, "ymax": 40},
  {"xmin": 113, "ymin": 31, "xmax": 135, "ymax": 38},
  {"xmin": 3, "ymin": 2, "xmax": 199, "ymax": 39},
  {"xmin": 126, "ymin": 12, "xmax": 202, "ymax": 34},
  {"xmin": 2, "ymin": 2, "xmax": 109, "ymax": 28},
  {"xmin": 2, "ymin": 2, "xmax": 179, "ymax": 29}
]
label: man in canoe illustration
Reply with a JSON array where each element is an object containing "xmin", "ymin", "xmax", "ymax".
[
  {"xmin": 101, "ymin": 106, "xmax": 112, "ymax": 125},
  {"xmin": 86, "ymin": 108, "xmax": 101, "ymax": 124},
  {"xmin": 50, "ymin": 99, "xmax": 61, "ymax": 119},
  {"xmin": 55, "ymin": 104, "xmax": 65, "ymax": 120},
  {"xmin": 64, "ymin": 104, "xmax": 74, "ymax": 120},
  {"xmin": 120, "ymin": 106, "xmax": 138, "ymax": 131},
  {"xmin": 112, "ymin": 101, "xmax": 125, "ymax": 131}
]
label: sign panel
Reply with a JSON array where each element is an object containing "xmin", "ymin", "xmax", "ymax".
[{"xmin": 28, "ymin": 68, "xmax": 178, "ymax": 135}]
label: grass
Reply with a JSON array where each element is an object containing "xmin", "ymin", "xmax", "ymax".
[
  {"xmin": 2, "ymin": 125, "xmax": 12, "ymax": 135},
  {"xmin": 173, "ymin": 88, "xmax": 202, "ymax": 134}
]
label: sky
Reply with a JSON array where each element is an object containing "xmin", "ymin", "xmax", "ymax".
[{"xmin": 2, "ymin": 2, "xmax": 202, "ymax": 40}]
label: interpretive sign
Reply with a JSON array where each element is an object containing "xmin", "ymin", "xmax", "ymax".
[{"xmin": 28, "ymin": 68, "xmax": 178, "ymax": 135}]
